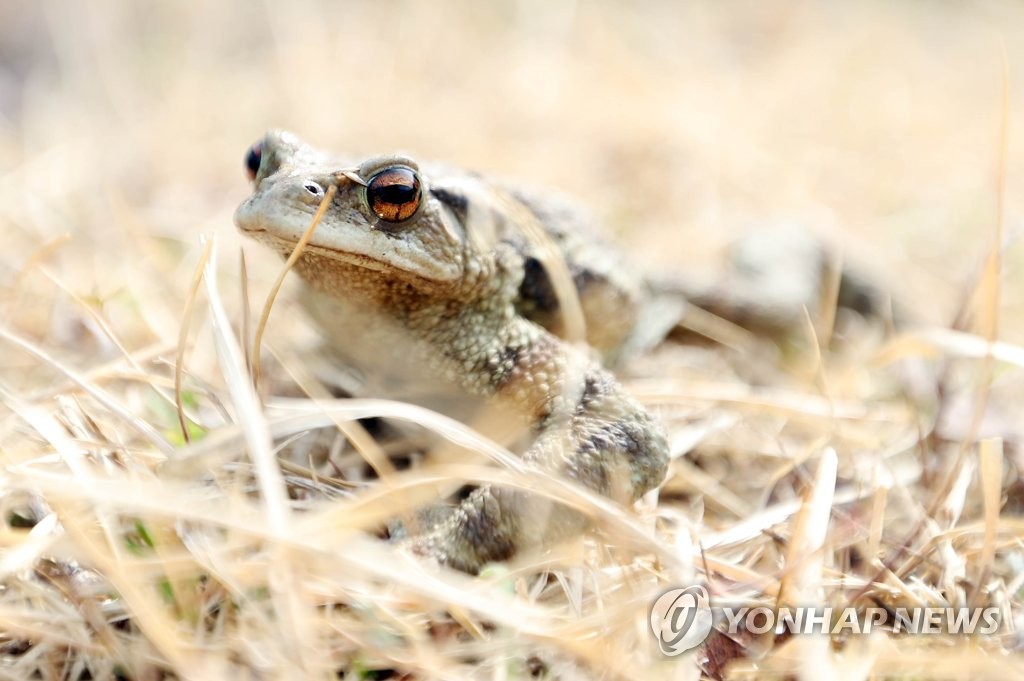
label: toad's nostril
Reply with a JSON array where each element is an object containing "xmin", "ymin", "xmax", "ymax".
[{"xmin": 244, "ymin": 142, "xmax": 262, "ymax": 181}]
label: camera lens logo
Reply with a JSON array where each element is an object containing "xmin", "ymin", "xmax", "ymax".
[{"xmin": 649, "ymin": 586, "xmax": 714, "ymax": 656}]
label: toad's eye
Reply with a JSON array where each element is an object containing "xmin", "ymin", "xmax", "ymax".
[
  {"xmin": 244, "ymin": 142, "xmax": 263, "ymax": 181},
  {"xmin": 366, "ymin": 166, "xmax": 421, "ymax": 222}
]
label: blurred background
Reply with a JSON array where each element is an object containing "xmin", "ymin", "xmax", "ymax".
[
  {"xmin": 2, "ymin": 0, "xmax": 1023, "ymax": 363},
  {"xmin": 4, "ymin": 4, "xmax": 1023, "ymax": 676}
]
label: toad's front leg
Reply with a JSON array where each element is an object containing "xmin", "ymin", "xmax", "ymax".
[{"xmin": 407, "ymin": 323, "xmax": 669, "ymax": 573}]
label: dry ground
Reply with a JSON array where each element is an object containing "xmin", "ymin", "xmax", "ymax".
[{"xmin": 2, "ymin": 1, "xmax": 1024, "ymax": 679}]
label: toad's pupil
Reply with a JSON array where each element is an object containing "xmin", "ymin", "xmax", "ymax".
[
  {"xmin": 367, "ymin": 167, "xmax": 421, "ymax": 222},
  {"xmin": 245, "ymin": 142, "xmax": 262, "ymax": 181},
  {"xmin": 378, "ymin": 182, "xmax": 416, "ymax": 204}
]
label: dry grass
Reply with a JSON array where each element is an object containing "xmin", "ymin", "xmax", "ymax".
[{"xmin": 2, "ymin": 1, "xmax": 1024, "ymax": 679}]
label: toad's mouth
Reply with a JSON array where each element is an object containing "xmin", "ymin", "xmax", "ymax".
[{"xmin": 239, "ymin": 228, "xmax": 392, "ymax": 274}]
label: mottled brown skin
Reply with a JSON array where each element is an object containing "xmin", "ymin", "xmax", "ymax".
[{"xmin": 235, "ymin": 130, "xmax": 668, "ymax": 573}]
